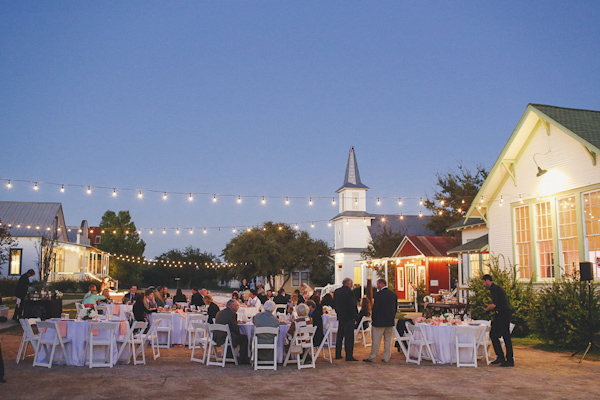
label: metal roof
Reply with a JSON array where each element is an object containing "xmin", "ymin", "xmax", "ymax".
[
  {"xmin": 447, "ymin": 234, "xmax": 489, "ymax": 254},
  {"xmin": 0, "ymin": 201, "xmax": 66, "ymax": 239},
  {"xmin": 336, "ymin": 146, "xmax": 370, "ymax": 192}
]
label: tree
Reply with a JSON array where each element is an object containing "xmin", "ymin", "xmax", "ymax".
[
  {"xmin": 97, "ymin": 210, "xmax": 146, "ymax": 287},
  {"xmin": 424, "ymin": 163, "xmax": 488, "ymax": 235},
  {"xmin": 35, "ymin": 233, "xmax": 59, "ymax": 290},
  {"xmin": 361, "ymin": 224, "xmax": 406, "ymax": 291},
  {"xmin": 145, "ymin": 246, "xmax": 220, "ymax": 289},
  {"xmin": 221, "ymin": 221, "xmax": 333, "ymax": 289},
  {"xmin": 0, "ymin": 218, "xmax": 16, "ymax": 274}
]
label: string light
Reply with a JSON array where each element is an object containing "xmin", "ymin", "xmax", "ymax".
[
  {"xmin": 150, "ymin": 229, "xmax": 153, "ymax": 234},
  {"xmin": 60, "ymin": 184, "xmax": 65, "ymax": 193},
  {"xmin": 6, "ymin": 180, "xmax": 12, "ymax": 189},
  {"xmin": 332, "ymin": 198, "xmax": 336, "ymax": 206},
  {"xmin": 519, "ymin": 195, "xmax": 523, "ymax": 204},
  {"xmin": 112, "ymin": 189, "xmax": 117, "ymax": 197},
  {"xmin": 190, "ymin": 228, "xmax": 194, "ymax": 234},
  {"xmin": 309, "ymin": 198, "xmax": 313, "ymax": 206},
  {"xmin": 87, "ymin": 186, "xmax": 92, "ymax": 195},
  {"xmin": 294, "ymin": 224, "xmax": 299, "ymax": 230},
  {"xmin": 176, "ymin": 228, "xmax": 180, "ymax": 234},
  {"xmin": 261, "ymin": 196, "xmax": 266, "ymax": 205},
  {"xmin": 398, "ymin": 198, "xmax": 402, "ymax": 206},
  {"xmin": 438, "ymin": 211, "xmax": 443, "ymax": 215},
  {"xmin": 440, "ymin": 199, "xmax": 444, "ymax": 205},
  {"xmin": 418, "ymin": 211, "xmax": 422, "ymax": 218},
  {"xmin": 311, "ymin": 222, "xmax": 315, "ymax": 228},
  {"xmin": 376, "ymin": 198, "xmax": 381, "ymax": 206},
  {"xmin": 162, "ymin": 229, "xmax": 166, "ymax": 234},
  {"xmin": 419, "ymin": 198, "xmax": 424, "ymax": 206},
  {"xmin": 237, "ymin": 195, "xmax": 242, "ymax": 204},
  {"xmin": 34, "ymin": 182, "xmax": 38, "ymax": 191},
  {"xmin": 381, "ymin": 217, "xmax": 386, "ymax": 222},
  {"xmin": 285, "ymin": 197, "xmax": 290, "ymax": 205},
  {"xmin": 188, "ymin": 193, "xmax": 193, "ymax": 201},
  {"xmin": 213, "ymin": 194, "xmax": 217, "ymax": 202},
  {"xmin": 138, "ymin": 190, "xmax": 143, "ymax": 199},
  {"xmin": 163, "ymin": 192, "xmax": 168, "ymax": 200}
]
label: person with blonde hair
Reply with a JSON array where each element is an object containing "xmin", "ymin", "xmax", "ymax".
[
  {"xmin": 203, "ymin": 294, "xmax": 219, "ymax": 323},
  {"xmin": 284, "ymin": 303, "xmax": 313, "ymax": 354}
]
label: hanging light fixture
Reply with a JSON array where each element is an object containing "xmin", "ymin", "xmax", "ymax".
[{"xmin": 534, "ymin": 150, "xmax": 551, "ymax": 177}]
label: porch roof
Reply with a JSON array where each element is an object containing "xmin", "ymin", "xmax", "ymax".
[{"xmin": 447, "ymin": 234, "xmax": 489, "ymax": 254}]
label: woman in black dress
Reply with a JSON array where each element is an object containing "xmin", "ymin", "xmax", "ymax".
[
  {"xmin": 173, "ymin": 288, "xmax": 187, "ymax": 303},
  {"xmin": 203, "ymin": 295, "xmax": 220, "ymax": 323}
]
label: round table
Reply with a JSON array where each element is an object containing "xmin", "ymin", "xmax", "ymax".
[
  {"xmin": 239, "ymin": 322, "xmax": 291, "ymax": 363},
  {"xmin": 412, "ymin": 322, "xmax": 485, "ymax": 364}
]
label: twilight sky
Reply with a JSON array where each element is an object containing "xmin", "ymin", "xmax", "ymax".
[{"xmin": 1, "ymin": 1, "xmax": 599, "ymax": 259}]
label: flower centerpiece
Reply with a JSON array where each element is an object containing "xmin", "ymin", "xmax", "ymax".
[{"xmin": 78, "ymin": 304, "xmax": 98, "ymax": 320}]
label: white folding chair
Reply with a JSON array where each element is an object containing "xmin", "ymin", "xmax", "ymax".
[
  {"xmin": 95, "ymin": 304, "xmax": 110, "ymax": 319},
  {"xmin": 85, "ymin": 321, "xmax": 119, "ymax": 368},
  {"xmin": 354, "ymin": 316, "xmax": 372, "ymax": 347},
  {"xmin": 126, "ymin": 310, "xmax": 135, "ymax": 325},
  {"xmin": 153, "ymin": 313, "xmax": 173, "ymax": 348},
  {"xmin": 33, "ymin": 321, "xmax": 72, "ymax": 368},
  {"xmin": 283, "ymin": 325, "xmax": 317, "ymax": 369},
  {"xmin": 206, "ymin": 323, "xmax": 238, "ymax": 367},
  {"xmin": 75, "ymin": 302, "xmax": 85, "ymax": 314},
  {"xmin": 454, "ymin": 326, "xmax": 478, "ymax": 367},
  {"xmin": 190, "ymin": 322, "xmax": 210, "ymax": 364},
  {"xmin": 252, "ymin": 326, "xmax": 279, "ymax": 370},
  {"xmin": 392, "ymin": 326, "xmax": 411, "ymax": 359},
  {"xmin": 275, "ymin": 304, "xmax": 287, "ymax": 315},
  {"xmin": 141, "ymin": 319, "xmax": 162, "ymax": 360},
  {"xmin": 186, "ymin": 314, "xmax": 209, "ymax": 346},
  {"xmin": 406, "ymin": 324, "xmax": 437, "ymax": 365},
  {"xmin": 476, "ymin": 325, "xmax": 493, "ymax": 365},
  {"xmin": 116, "ymin": 321, "xmax": 147, "ymax": 365},
  {"xmin": 315, "ymin": 316, "xmax": 337, "ymax": 363},
  {"xmin": 16, "ymin": 318, "xmax": 40, "ymax": 364}
]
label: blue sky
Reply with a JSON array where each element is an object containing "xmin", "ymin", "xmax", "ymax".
[{"xmin": 1, "ymin": 1, "xmax": 599, "ymax": 259}]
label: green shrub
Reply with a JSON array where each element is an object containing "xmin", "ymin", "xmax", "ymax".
[
  {"xmin": 530, "ymin": 278, "xmax": 600, "ymax": 348},
  {"xmin": 467, "ymin": 254, "xmax": 534, "ymax": 337},
  {"xmin": 416, "ymin": 281, "xmax": 429, "ymax": 305},
  {"xmin": 0, "ymin": 278, "xmax": 17, "ymax": 297}
]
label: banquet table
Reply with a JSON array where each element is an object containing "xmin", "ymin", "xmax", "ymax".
[
  {"xmin": 150, "ymin": 310, "xmax": 207, "ymax": 346},
  {"xmin": 236, "ymin": 307, "xmax": 260, "ymax": 322},
  {"xmin": 106, "ymin": 303, "xmax": 133, "ymax": 321},
  {"xmin": 411, "ymin": 322, "xmax": 485, "ymax": 364},
  {"xmin": 239, "ymin": 322, "xmax": 291, "ymax": 363},
  {"xmin": 36, "ymin": 318, "xmax": 129, "ymax": 366}
]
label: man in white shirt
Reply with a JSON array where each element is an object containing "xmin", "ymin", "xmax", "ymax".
[{"xmin": 247, "ymin": 289, "xmax": 262, "ymax": 308}]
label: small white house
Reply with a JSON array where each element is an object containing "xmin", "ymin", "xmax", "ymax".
[
  {"xmin": 0, "ymin": 201, "xmax": 110, "ymax": 281},
  {"xmin": 450, "ymin": 104, "xmax": 600, "ymax": 291}
]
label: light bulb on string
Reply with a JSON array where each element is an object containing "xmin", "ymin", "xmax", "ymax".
[
  {"xmin": 232, "ymin": 227, "xmax": 237, "ymax": 233},
  {"xmin": 328, "ymin": 222, "xmax": 332, "ymax": 227},
  {"xmin": 419, "ymin": 211, "xmax": 423, "ymax": 218},
  {"xmin": 163, "ymin": 192, "xmax": 167, "ymax": 200},
  {"xmin": 150, "ymin": 229, "xmax": 154, "ymax": 234},
  {"xmin": 376, "ymin": 198, "xmax": 381, "ymax": 206},
  {"xmin": 311, "ymin": 222, "xmax": 315, "ymax": 228},
  {"xmin": 34, "ymin": 182, "xmax": 38, "ymax": 191},
  {"xmin": 203, "ymin": 228, "xmax": 207, "ymax": 234},
  {"xmin": 462, "ymin": 199, "xmax": 465, "ymax": 204},
  {"xmin": 419, "ymin": 198, "xmax": 424, "ymax": 206},
  {"xmin": 125, "ymin": 230, "xmax": 129, "ymax": 235},
  {"xmin": 112, "ymin": 189, "xmax": 117, "ymax": 197},
  {"xmin": 285, "ymin": 197, "xmax": 290, "ymax": 205},
  {"xmin": 438, "ymin": 210, "xmax": 443, "ymax": 215},
  {"xmin": 332, "ymin": 198, "xmax": 336, "ymax": 206},
  {"xmin": 176, "ymin": 229, "xmax": 180, "ymax": 234},
  {"xmin": 458, "ymin": 208, "xmax": 462, "ymax": 213},
  {"xmin": 212, "ymin": 194, "xmax": 217, "ymax": 203},
  {"xmin": 294, "ymin": 224, "xmax": 299, "ymax": 230},
  {"xmin": 87, "ymin": 186, "xmax": 92, "ymax": 195},
  {"xmin": 398, "ymin": 198, "xmax": 402, "ymax": 206},
  {"xmin": 237, "ymin": 195, "xmax": 242, "ymax": 204},
  {"xmin": 6, "ymin": 180, "xmax": 12, "ymax": 189},
  {"xmin": 188, "ymin": 193, "xmax": 193, "ymax": 202},
  {"xmin": 60, "ymin": 184, "xmax": 65, "ymax": 193},
  {"xmin": 113, "ymin": 230, "xmax": 117, "ymax": 234},
  {"xmin": 381, "ymin": 217, "xmax": 386, "ymax": 222},
  {"xmin": 247, "ymin": 227, "xmax": 251, "ymax": 232},
  {"xmin": 309, "ymin": 198, "xmax": 313, "ymax": 206},
  {"xmin": 190, "ymin": 229, "xmax": 194, "ymax": 234},
  {"xmin": 440, "ymin": 199, "xmax": 444, "ymax": 205},
  {"xmin": 162, "ymin": 229, "xmax": 166, "ymax": 234},
  {"xmin": 519, "ymin": 195, "xmax": 523, "ymax": 204},
  {"xmin": 138, "ymin": 190, "xmax": 143, "ymax": 199},
  {"xmin": 261, "ymin": 196, "xmax": 266, "ymax": 205}
]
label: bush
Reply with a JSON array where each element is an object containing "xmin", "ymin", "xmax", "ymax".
[
  {"xmin": 530, "ymin": 279, "xmax": 600, "ymax": 348},
  {"xmin": 467, "ymin": 254, "xmax": 534, "ymax": 337},
  {"xmin": 0, "ymin": 278, "xmax": 17, "ymax": 297}
]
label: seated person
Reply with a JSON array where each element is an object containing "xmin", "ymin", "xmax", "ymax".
[
  {"xmin": 204, "ymin": 295, "xmax": 219, "ymax": 323},
  {"xmin": 191, "ymin": 288, "xmax": 204, "ymax": 307},
  {"xmin": 83, "ymin": 284, "xmax": 97, "ymax": 300},
  {"xmin": 123, "ymin": 286, "xmax": 137, "ymax": 304},
  {"xmin": 242, "ymin": 290, "xmax": 251, "ymax": 304},
  {"xmin": 288, "ymin": 293, "xmax": 299, "ymax": 314},
  {"xmin": 247, "ymin": 289, "xmax": 262, "ymax": 308},
  {"xmin": 294, "ymin": 289, "xmax": 305, "ymax": 304},
  {"xmin": 144, "ymin": 289, "xmax": 158, "ymax": 311},
  {"xmin": 82, "ymin": 289, "xmax": 105, "ymax": 306},
  {"xmin": 300, "ymin": 283, "xmax": 313, "ymax": 301},
  {"xmin": 173, "ymin": 289, "xmax": 187, "ymax": 303},
  {"xmin": 231, "ymin": 292, "xmax": 241, "ymax": 304},
  {"xmin": 273, "ymin": 288, "xmax": 289, "ymax": 304},
  {"xmin": 100, "ymin": 288, "xmax": 113, "ymax": 303},
  {"xmin": 133, "ymin": 292, "xmax": 154, "ymax": 322},
  {"xmin": 284, "ymin": 303, "xmax": 313, "ymax": 354},
  {"xmin": 214, "ymin": 300, "xmax": 249, "ymax": 364},
  {"xmin": 153, "ymin": 286, "xmax": 166, "ymax": 307},
  {"xmin": 355, "ymin": 296, "xmax": 371, "ymax": 329},
  {"xmin": 321, "ymin": 292, "xmax": 334, "ymax": 308},
  {"xmin": 252, "ymin": 300, "xmax": 279, "ymax": 361}
]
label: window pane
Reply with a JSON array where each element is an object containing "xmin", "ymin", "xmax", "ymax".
[
  {"xmin": 10, "ymin": 249, "xmax": 22, "ymax": 275},
  {"xmin": 515, "ymin": 205, "xmax": 532, "ymax": 279}
]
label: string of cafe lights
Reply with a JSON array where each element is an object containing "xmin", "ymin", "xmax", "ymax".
[
  {"xmin": 1, "ymin": 177, "xmax": 432, "ymax": 208},
  {"xmin": 111, "ymin": 253, "xmax": 240, "ymax": 269}
]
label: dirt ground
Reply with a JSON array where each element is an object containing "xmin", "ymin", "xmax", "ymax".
[{"xmin": 2, "ymin": 329, "xmax": 600, "ymax": 400}]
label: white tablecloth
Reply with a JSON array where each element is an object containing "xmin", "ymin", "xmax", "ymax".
[
  {"xmin": 239, "ymin": 323, "xmax": 290, "ymax": 363},
  {"xmin": 149, "ymin": 311, "xmax": 209, "ymax": 345},
  {"xmin": 237, "ymin": 307, "xmax": 260, "ymax": 322},
  {"xmin": 412, "ymin": 323, "xmax": 485, "ymax": 364},
  {"xmin": 106, "ymin": 303, "xmax": 133, "ymax": 321},
  {"xmin": 37, "ymin": 319, "xmax": 128, "ymax": 366}
]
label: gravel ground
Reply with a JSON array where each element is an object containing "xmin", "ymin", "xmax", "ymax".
[{"xmin": 2, "ymin": 328, "xmax": 600, "ymax": 400}]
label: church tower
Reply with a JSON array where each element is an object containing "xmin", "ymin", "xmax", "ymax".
[{"xmin": 332, "ymin": 147, "xmax": 374, "ymax": 285}]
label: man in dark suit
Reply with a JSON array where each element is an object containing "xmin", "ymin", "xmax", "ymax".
[
  {"xmin": 214, "ymin": 300, "xmax": 249, "ymax": 364},
  {"xmin": 483, "ymin": 274, "xmax": 514, "ymax": 367},
  {"xmin": 190, "ymin": 288, "xmax": 204, "ymax": 307},
  {"xmin": 273, "ymin": 288, "xmax": 289, "ymax": 305},
  {"xmin": 13, "ymin": 269, "xmax": 35, "ymax": 320},
  {"xmin": 122, "ymin": 286, "xmax": 137, "ymax": 304},
  {"xmin": 306, "ymin": 300, "xmax": 324, "ymax": 346},
  {"xmin": 364, "ymin": 278, "xmax": 398, "ymax": 363},
  {"xmin": 334, "ymin": 277, "xmax": 358, "ymax": 361}
]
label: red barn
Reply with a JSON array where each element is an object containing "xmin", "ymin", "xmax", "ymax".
[{"xmin": 391, "ymin": 236, "xmax": 458, "ymax": 301}]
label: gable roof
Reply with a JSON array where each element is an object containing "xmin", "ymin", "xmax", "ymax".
[
  {"xmin": 530, "ymin": 104, "xmax": 600, "ymax": 150},
  {"xmin": 0, "ymin": 201, "xmax": 67, "ymax": 239},
  {"xmin": 465, "ymin": 103, "xmax": 600, "ymax": 222},
  {"xmin": 336, "ymin": 146, "xmax": 369, "ymax": 192},
  {"xmin": 446, "ymin": 218, "xmax": 486, "ymax": 231},
  {"xmin": 447, "ymin": 234, "xmax": 488, "ymax": 254},
  {"xmin": 393, "ymin": 235, "xmax": 459, "ymax": 258}
]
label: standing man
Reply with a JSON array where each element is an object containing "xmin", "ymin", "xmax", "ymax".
[
  {"xmin": 482, "ymin": 274, "xmax": 514, "ymax": 367},
  {"xmin": 13, "ymin": 269, "xmax": 35, "ymax": 320},
  {"xmin": 334, "ymin": 277, "xmax": 359, "ymax": 361},
  {"xmin": 364, "ymin": 278, "xmax": 398, "ymax": 363}
]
